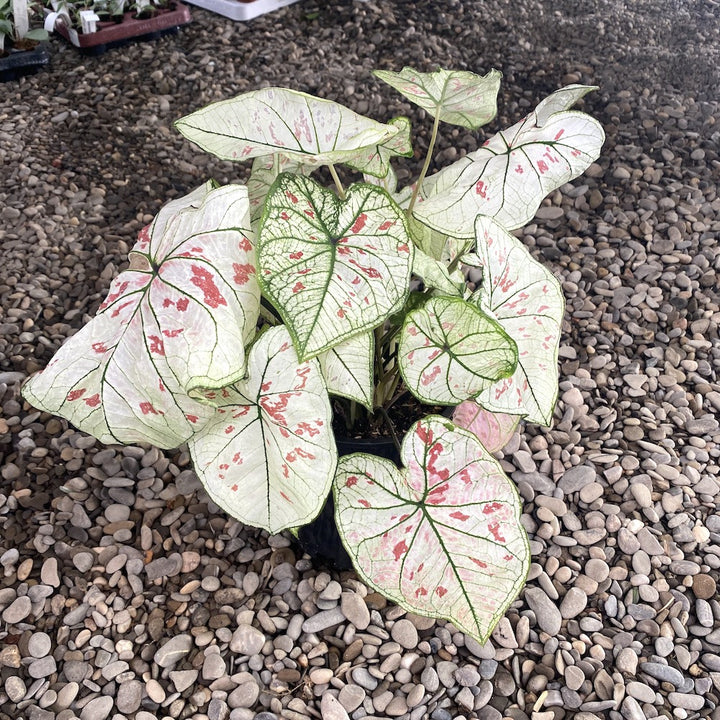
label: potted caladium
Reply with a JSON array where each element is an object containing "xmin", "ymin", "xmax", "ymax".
[
  {"xmin": 182, "ymin": 0, "xmax": 299, "ymax": 22},
  {"xmin": 22, "ymin": 68, "xmax": 604, "ymax": 643}
]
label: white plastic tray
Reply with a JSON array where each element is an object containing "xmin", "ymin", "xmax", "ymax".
[{"xmin": 184, "ymin": 0, "xmax": 299, "ymax": 21}]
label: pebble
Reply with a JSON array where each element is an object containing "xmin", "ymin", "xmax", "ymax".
[
  {"xmin": 692, "ymin": 573, "xmax": 717, "ymax": 599},
  {"xmin": 230, "ymin": 624, "xmax": 266, "ymax": 655},
  {"xmin": 2, "ymin": 595, "xmax": 32, "ymax": 624},
  {"xmin": 560, "ymin": 587, "xmax": 587, "ymax": 618},
  {"xmin": 391, "ymin": 618, "xmax": 419, "ymax": 649},
  {"xmin": 341, "ymin": 591, "xmax": 370, "ymax": 629},
  {"xmin": 79, "ymin": 696, "xmax": 114, "ymax": 720},
  {"xmin": 5, "ymin": 676, "xmax": 26, "ymax": 703},
  {"xmin": 321, "ymin": 693, "xmax": 350, "ymax": 720},
  {"xmin": 153, "ymin": 634, "xmax": 193, "ymax": 668},
  {"xmin": 525, "ymin": 587, "xmax": 563, "ymax": 635},
  {"xmin": 27, "ymin": 632, "xmax": 52, "ymax": 658}
]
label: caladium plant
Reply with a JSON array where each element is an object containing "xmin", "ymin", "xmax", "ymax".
[{"xmin": 23, "ymin": 68, "xmax": 604, "ymax": 643}]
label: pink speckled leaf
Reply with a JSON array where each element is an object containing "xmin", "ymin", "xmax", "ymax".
[
  {"xmin": 22, "ymin": 183, "xmax": 258, "ymax": 448},
  {"xmin": 175, "ymin": 87, "xmax": 400, "ymax": 177},
  {"xmin": 334, "ymin": 415, "xmax": 530, "ymax": 643},
  {"xmin": 413, "ymin": 85, "xmax": 604, "ymax": 238},
  {"xmin": 452, "ymin": 402, "xmax": 521, "ymax": 453},
  {"xmin": 318, "ymin": 332, "xmax": 374, "ymax": 410},
  {"xmin": 374, "ymin": 67, "xmax": 502, "ymax": 129},
  {"xmin": 473, "ymin": 215, "xmax": 565, "ymax": 425},
  {"xmin": 258, "ymin": 174, "xmax": 413, "ymax": 360},
  {"xmin": 399, "ymin": 296, "xmax": 518, "ymax": 405},
  {"xmin": 188, "ymin": 326, "xmax": 336, "ymax": 534}
]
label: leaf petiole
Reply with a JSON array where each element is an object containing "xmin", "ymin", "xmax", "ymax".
[
  {"xmin": 328, "ymin": 164, "xmax": 346, "ymax": 199},
  {"xmin": 407, "ymin": 110, "xmax": 441, "ymax": 216}
]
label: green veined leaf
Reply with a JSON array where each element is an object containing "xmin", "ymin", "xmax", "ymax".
[
  {"xmin": 412, "ymin": 85, "xmax": 605, "ymax": 238},
  {"xmin": 374, "ymin": 67, "xmax": 502, "ymax": 130},
  {"xmin": 258, "ymin": 174, "xmax": 414, "ymax": 360},
  {"xmin": 318, "ymin": 332, "xmax": 374, "ymax": 410},
  {"xmin": 23, "ymin": 183, "xmax": 258, "ymax": 447},
  {"xmin": 452, "ymin": 402, "xmax": 522, "ymax": 453},
  {"xmin": 334, "ymin": 415, "xmax": 530, "ymax": 644},
  {"xmin": 189, "ymin": 326, "xmax": 337, "ymax": 534},
  {"xmin": 399, "ymin": 296, "xmax": 517, "ymax": 405},
  {"xmin": 473, "ymin": 215, "xmax": 565, "ymax": 425},
  {"xmin": 175, "ymin": 87, "xmax": 400, "ymax": 176}
]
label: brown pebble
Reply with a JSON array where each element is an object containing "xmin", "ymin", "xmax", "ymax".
[{"xmin": 692, "ymin": 573, "xmax": 717, "ymax": 600}]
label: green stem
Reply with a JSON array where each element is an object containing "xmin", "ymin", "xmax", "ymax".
[
  {"xmin": 328, "ymin": 164, "xmax": 346, "ymax": 199},
  {"xmin": 407, "ymin": 110, "xmax": 441, "ymax": 216}
]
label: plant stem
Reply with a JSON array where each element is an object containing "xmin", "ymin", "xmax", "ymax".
[
  {"xmin": 407, "ymin": 110, "xmax": 441, "ymax": 216},
  {"xmin": 328, "ymin": 164, "xmax": 346, "ymax": 199},
  {"xmin": 378, "ymin": 406, "xmax": 402, "ymax": 456}
]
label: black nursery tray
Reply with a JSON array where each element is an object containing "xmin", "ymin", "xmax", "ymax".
[
  {"xmin": 54, "ymin": 2, "xmax": 191, "ymax": 55},
  {"xmin": 0, "ymin": 44, "xmax": 50, "ymax": 82}
]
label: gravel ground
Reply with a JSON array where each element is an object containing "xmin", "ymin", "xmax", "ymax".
[{"xmin": 2, "ymin": 1, "xmax": 720, "ymax": 719}]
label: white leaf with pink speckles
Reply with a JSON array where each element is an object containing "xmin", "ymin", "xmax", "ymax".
[
  {"xmin": 412, "ymin": 85, "xmax": 604, "ymax": 238},
  {"xmin": 22, "ymin": 183, "xmax": 258, "ymax": 448},
  {"xmin": 175, "ymin": 87, "xmax": 401, "ymax": 177},
  {"xmin": 452, "ymin": 402, "xmax": 522, "ymax": 453},
  {"xmin": 473, "ymin": 215, "xmax": 565, "ymax": 425},
  {"xmin": 374, "ymin": 67, "xmax": 502, "ymax": 130},
  {"xmin": 258, "ymin": 174, "xmax": 413, "ymax": 361},
  {"xmin": 334, "ymin": 415, "xmax": 530, "ymax": 644},
  {"xmin": 318, "ymin": 332, "xmax": 374, "ymax": 410},
  {"xmin": 399, "ymin": 296, "xmax": 518, "ymax": 405},
  {"xmin": 188, "ymin": 326, "xmax": 336, "ymax": 534}
]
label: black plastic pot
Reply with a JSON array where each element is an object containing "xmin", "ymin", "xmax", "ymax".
[
  {"xmin": 296, "ymin": 435, "xmax": 399, "ymax": 571},
  {"xmin": 0, "ymin": 44, "xmax": 50, "ymax": 82}
]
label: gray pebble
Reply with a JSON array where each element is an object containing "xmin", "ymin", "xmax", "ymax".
[
  {"xmin": 391, "ymin": 618, "xmax": 418, "ymax": 649},
  {"xmin": 153, "ymin": 634, "xmax": 193, "ymax": 667},
  {"xmin": 2, "ymin": 595, "xmax": 31, "ymax": 624},
  {"xmin": 641, "ymin": 661, "xmax": 685, "ymax": 687},
  {"xmin": 79, "ymin": 695, "xmax": 114, "ymax": 720},
  {"xmin": 27, "ymin": 632, "xmax": 52, "ymax": 658},
  {"xmin": 301, "ymin": 607, "xmax": 345, "ymax": 633},
  {"xmin": 230, "ymin": 624, "xmax": 266, "ymax": 655},
  {"xmin": 340, "ymin": 591, "xmax": 370, "ymax": 629},
  {"xmin": 525, "ymin": 587, "xmax": 563, "ymax": 635},
  {"xmin": 5, "ymin": 675, "xmax": 26, "ymax": 703},
  {"xmin": 228, "ymin": 680, "xmax": 260, "ymax": 708}
]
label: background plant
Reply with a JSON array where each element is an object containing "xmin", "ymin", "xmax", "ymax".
[
  {"xmin": 0, "ymin": 0, "xmax": 48, "ymax": 52},
  {"xmin": 23, "ymin": 68, "xmax": 604, "ymax": 643}
]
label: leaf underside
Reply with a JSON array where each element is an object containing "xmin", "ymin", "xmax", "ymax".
[
  {"xmin": 175, "ymin": 87, "xmax": 400, "ymax": 177},
  {"xmin": 452, "ymin": 401, "xmax": 522, "ymax": 454},
  {"xmin": 374, "ymin": 67, "xmax": 502, "ymax": 129}
]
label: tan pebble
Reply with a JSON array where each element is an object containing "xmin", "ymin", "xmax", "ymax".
[{"xmin": 692, "ymin": 574, "xmax": 716, "ymax": 600}]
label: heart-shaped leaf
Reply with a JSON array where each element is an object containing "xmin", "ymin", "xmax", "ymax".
[
  {"xmin": 318, "ymin": 332, "xmax": 374, "ymax": 409},
  {"xmin": 23, "ymin": 184, "xmax": 258, "ymax": 448},
  {"xmin": 189, "ymin": 326, "xmax": 336, "ymax": 534},
  {"xmin": 175, "ymin": 87, "xmax": 400, "ymax": 177},
  {"xmin": 413, "ymin": 85, "xmax": 605, "ymax": 238},
  {"xmin": 452, "ymin": 402, "xmax": 521, "ymax": 453},
  {"xmin": 334, "ymin": 415, "xmax": 530, "ymax": 643},
  {"xmin": 374, "ymin": 67, "xmax": 502, "ymax": 129},
  {"xmin": 258, "ymin": 174, "xmax": 414, "ymax": 360},
  {"xmin": 399, "ymin": 296, "xmax": 518, "ymax": 405},
  {"xmin": 473, "ymin": 215, "xmax": 565, "ymax": 425}
]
